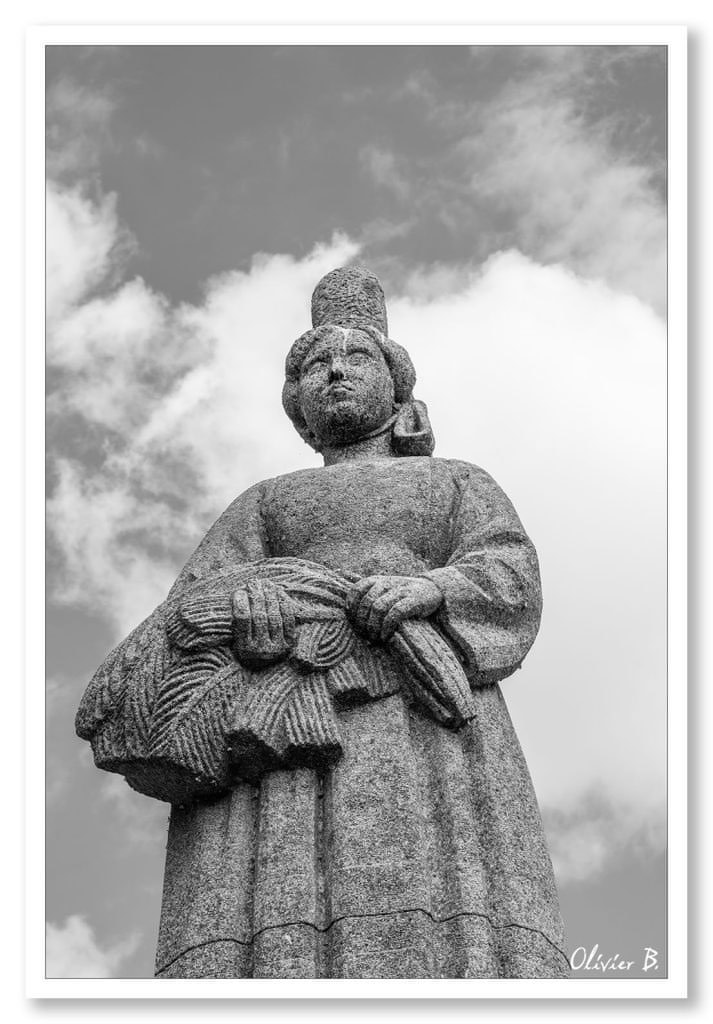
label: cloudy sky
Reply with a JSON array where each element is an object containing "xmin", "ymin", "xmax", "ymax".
[{"xmin": 45, "ymin": 44, "xmax": 668, "ymax": 980}]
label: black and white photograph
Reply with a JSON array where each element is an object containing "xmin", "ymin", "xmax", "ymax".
[{"xmin": 35, "ymin": 25, "xmax": 685, "ymax": 996}]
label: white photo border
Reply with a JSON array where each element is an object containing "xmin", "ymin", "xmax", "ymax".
[{"xmin": 27, "ymin": 22, "xmax": 688, "ymax": 1000}]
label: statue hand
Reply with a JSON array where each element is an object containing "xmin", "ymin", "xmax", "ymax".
[
  {"xmin": 346, "ymin": 575, "xmax": 443, "ymax": 642},
  {"xmin": 231, "ymin": 579, "xmax": 296, "ymax": 666}
]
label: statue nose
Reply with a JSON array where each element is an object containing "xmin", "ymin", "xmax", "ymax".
[{"xmin": 329, "ymin": 359, "xmax": 346, "ymax": 381}]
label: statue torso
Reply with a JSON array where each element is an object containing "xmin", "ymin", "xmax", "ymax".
[{"xmin": 260, "ymin": 456, "xmax": 457, "ymax": 577}]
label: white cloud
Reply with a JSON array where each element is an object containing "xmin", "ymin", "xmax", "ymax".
[
  {"xmin": 48, "ymin": 457, "xmax": 190, "ymax": 637},
  {"xmin": 398, "ymin": 261, "xmax": 479, "ymax": 302},
  {"xmin": 543, "ymin": 790, "xmax": 666, "ymax": 886},
  {"xmin": 470, "ymin": 49, "xmax": 666, "ymax": 315},
  {"xmin": 46, "ymin": 915, "xmax": 140, "ymax": 978},
  {"xmin": 49, "ymin": 278, "xmax": 178, "ymax": 433},
  {"xmin": 388, "ymin": 50, "xmax": 666, "ymax": 315},
  {"xmin": 46, "ymin": 77, "xmax": 117, "ymax": 178},
  {"xmin": 360, "ymin": 144, "xmax": 412, "ymax": 201},
  {"xmin": 461, "ymin": 97, "xmax": 666, "ymax": 314},
  {"xmin": 100, "ymin": 775, "xmax": 170, "ymax": 848},
  {"xmin": 46, "ymin": 182, "xmax": 132, "ymax": 323}
]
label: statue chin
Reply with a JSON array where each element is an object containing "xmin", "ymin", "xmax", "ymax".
[{"xmin": 310, "ymin": 405, "xmax": 391, "ymax": 448}]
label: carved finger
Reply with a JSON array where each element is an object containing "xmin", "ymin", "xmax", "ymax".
[
  {"xmin": 277, "ymin": 588, "xmax": 296, "ymax": 641},
  {"xmin": 246, "ymin": 579, "xmax": 269, "ymax": 647},
  {"xmin": 231, "ymin": 587, "xmax": 252, "ymax": 641},
  {"xmin": 346, "ymin": 576, "xmax": 381, "ymax": 616},
  {"xmin": 353, "ymin": 579, "xmax": 394, "ymax": 633},
  {"xmin": 380, "ymin": 597, "xmax": 415, "ymax": 641},
  {"xmin": 232, "ymin": 587, "xmax": 260, "ymax": 663},
  {"xmin": 263, "ymin": 584, "xmax": 285, "ymax": 645},
  {"xmin": 364, "ymin": 589, "xmax": 405, "ymax": 640}
]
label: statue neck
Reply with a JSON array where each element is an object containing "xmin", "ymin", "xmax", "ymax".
[{"xmin": 320, "ymin": 414, "xmax": 397, "ymax": 466}]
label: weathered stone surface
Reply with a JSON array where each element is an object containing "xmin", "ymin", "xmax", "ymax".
[
  {"xmin": 311, "ymin": 264, "xmax": 388, "ymax": 335},
  {"xmin": 153, "ymin": 696, "xmax": 569, "ymax": 978},
  {"xmin": 76, "ymin": 265, "xmax": 568, "ymax": 979}
]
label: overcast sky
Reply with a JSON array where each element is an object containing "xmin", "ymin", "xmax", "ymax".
[{"xmin": 45, "ymin": 43, "xmax": 668, "ymax": 980}]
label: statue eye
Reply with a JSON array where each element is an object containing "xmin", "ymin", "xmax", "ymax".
[{"xmin": 303, "ymin": 355, "xmax": 328, "ymax": 374}]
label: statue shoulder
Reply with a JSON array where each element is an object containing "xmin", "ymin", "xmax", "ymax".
[
  {"xmin": 204, "ymin": 467, "xmax": 307, "ymax": 526},
  {"xmin": 431, "ymin": 458, "xmax": 525, "ymax": 525},
  {"xmin": 169, "ymin": 478, "xmax": 275, "ymax": 595},
  {"xmin": 217, "ymin": 477, "xmax": 269, "ymax": 520},
  {"xmin": 431, "ymin": 456, "xmax": 502, "ymax": 491}
]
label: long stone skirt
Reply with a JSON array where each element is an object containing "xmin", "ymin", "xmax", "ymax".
[{"xmin": 154, "ymin": 686, "xmax": 569, "ymax": 979}]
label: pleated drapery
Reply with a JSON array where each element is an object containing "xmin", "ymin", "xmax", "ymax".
[{"xmin": 155, "ymin": 689, "xmax": 569, "ymax": 979}]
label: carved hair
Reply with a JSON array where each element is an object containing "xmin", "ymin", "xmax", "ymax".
[{"xmin": 282, "ymin": 324, "xmax": 435, "ymax": 456}]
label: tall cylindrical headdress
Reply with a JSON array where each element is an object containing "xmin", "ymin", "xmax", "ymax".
[{"xmin": 311, "ymin": 265, "xmax": 389, "ymax": 335}]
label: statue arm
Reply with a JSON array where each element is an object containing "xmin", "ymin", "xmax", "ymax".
[
  {"xmin": 423, "ymin": 461, "xmax": 543, "ymax": 686},
  {"xmin": 160, "ymin": 481, "xmax": 271, "ymax": 651},
  {"xmin": 167, "ymin": 480, "xmax": 269, "ymax": 598}
]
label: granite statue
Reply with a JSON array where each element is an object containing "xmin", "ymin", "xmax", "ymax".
[{"xmin": 76, "ymin": 265, "xmax": 569, "ymax": 979}]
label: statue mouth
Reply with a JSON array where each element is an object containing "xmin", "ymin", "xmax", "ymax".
[{"xmin": 326, "ymin": 383, "xmax": 356, "ymax": 398}]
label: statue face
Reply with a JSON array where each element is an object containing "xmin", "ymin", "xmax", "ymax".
[{"xmin": 298, "ymin": 328, "xmax": 395, "ymax": 446}]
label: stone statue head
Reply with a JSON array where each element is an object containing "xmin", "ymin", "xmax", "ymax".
[{"xmin": 282, "ymin": 266, "xmax": 435, "ymax": 456}]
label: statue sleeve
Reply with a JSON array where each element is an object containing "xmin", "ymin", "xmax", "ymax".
[
  {"xmin": 167, "ymin": 480, "xmax": 268, "ymax": 592},
  {"xmin": 423, "ymin": 461, "xmax": 543, "ymax": 687},
  {"xmin": 74, "ymin": 481, "xmax": 268, "ymax": 802}
]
